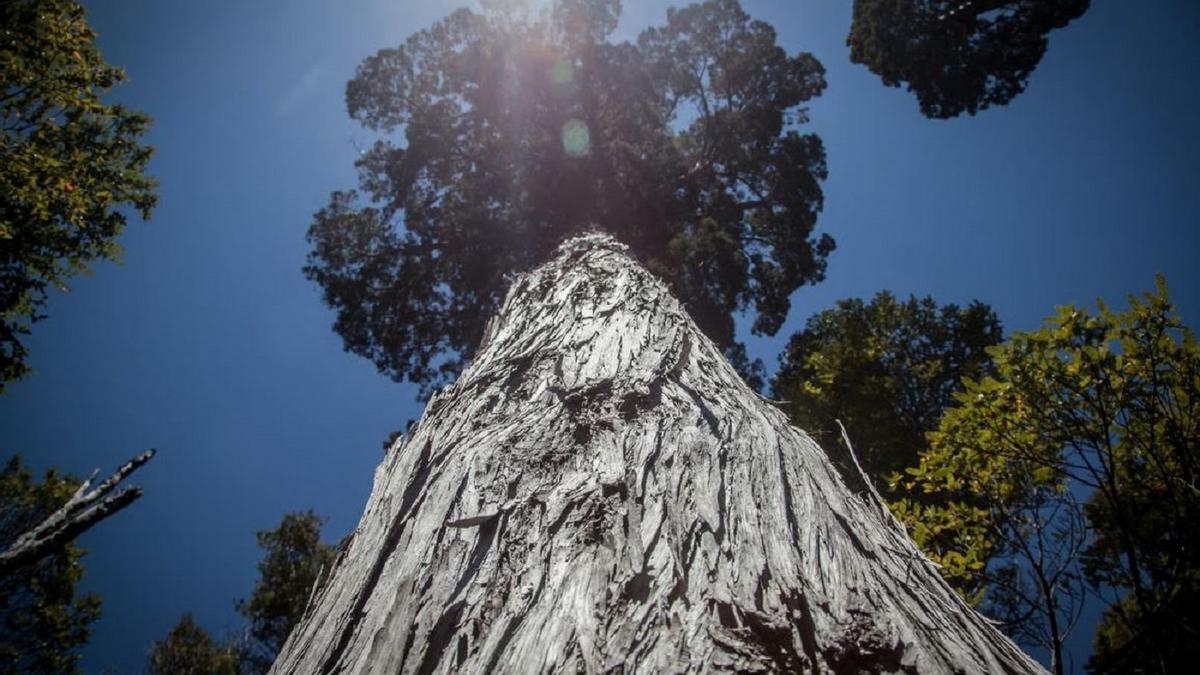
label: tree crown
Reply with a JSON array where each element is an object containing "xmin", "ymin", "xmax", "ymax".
[
  {"xmin": 772, "ymin": 290, "xmax": 1002, "ymax": 487},
  {"xmin": 236, "ymin": 510, "xmax": 335, "ymax": 669},
  {"xmin": 847, "ymin": 0, "xmax": 1091, "ymax": 118},
  {"xmin": 305, "ymin": 0, "xmax": 833, "ymax": 398},
  {"xmin": 898, "ymin": 276, "xmax": 1199, "ymax": 672},
  {"xmin": 1, "ymin": 0, "xmax": 157, "ymax": 389}
]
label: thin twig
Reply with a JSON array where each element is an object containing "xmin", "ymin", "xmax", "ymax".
[{"xmin": 835, "ymin": 419, "xmax": 908, "ymax": 537}]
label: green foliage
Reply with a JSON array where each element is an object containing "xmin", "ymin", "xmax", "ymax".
[
  {"xmin": 0, "ymin": 455, "xmax": 101, "ymax": 674},
  {"xmin": 1087, "ymin": 586, "xmax": 1199, "ymax": 674},
  {"xmin": 771, "ymin": 291, "xmax": 1001, "ymax": 490},
  {"xmin": 847, "ymin": 0, "xmax": 1090, "ymax": 118},
  {"xmin": 898, "ymin": 372, "xmax": 1065, "ymax": 599},
  {"xmin": 888, "ymin": 496, "xmax": 992, "ymax": 604},
  {"xmin": 898, "ymin": 277, "xmax": 1200, "ymax": 674},
  {"xmin": 898, "ymin": 382, "xmax": 1087, "ymax": 673},
  {"xmin": 147, "ymin": 614, "xmax": 241, "ymax": 675},
  {"xmin": 306, "ymin": 0, "xmax": 833, "ymax": 398},
  {"xmin": 149, "ymin": 511, "xmax": 336, "ymax": 673},
  {"xmin": 235, "ymin": 510, "xmax": 335, "ymax": 670},
  {"xmin": 1072, "ymin": 279, "xmax": 1199, "ymax": 673},
  {"xmin": 1, "ymin": 0, "xmax": 157, "ymax": 389}
]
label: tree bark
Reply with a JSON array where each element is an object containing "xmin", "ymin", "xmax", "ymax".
[{"xmin": 271, "ymin": 234, "xmax": 1045, "ymax": 673}]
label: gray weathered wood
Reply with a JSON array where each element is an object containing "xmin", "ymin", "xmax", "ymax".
[
  {"xmin": 272, "ymin": 235, "xmax": 1045, "ymax": 674},
  {"xmin": 0, "ymin": 449, "xmax": 155, "ymax": 575}
]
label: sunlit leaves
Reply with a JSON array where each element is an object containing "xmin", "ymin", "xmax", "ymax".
[
  {"xmin": 1, "ymin": 0, "xmax": 157, "ymax": 389},
  {"xmin": 899, "ymin": 276, "xmax": 1199, "ymax": 673}
]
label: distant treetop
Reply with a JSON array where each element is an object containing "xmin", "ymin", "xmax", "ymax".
[
  {"xmin": 305, "ymin": 0, "xmax": 834, "ymax": 397},
  {"xmin": 772, "ymin": 291, "xmax": 1002, "ymax": 488},
  {"xmin": 848, "ymin": 0, "xmax": 1091, "ymax": 118}
]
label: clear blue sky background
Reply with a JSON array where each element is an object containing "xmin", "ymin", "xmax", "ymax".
[{"xmin": 2, "ymin": 1, "xmax": 1197, "ymax": 672}]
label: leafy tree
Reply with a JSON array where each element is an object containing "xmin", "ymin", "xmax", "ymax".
[
  {"xmin": 847, "ymin": 0, "xmax": 1091, "ymax": 118},
  {"xmin": 305, "ymin": 0, "xmax": 833, "ymax": 398},
  {"xmin": 895, "ymin": 391, "xmax": 1087, "ymax": 675},
  {"xmin": 147, "ymin": 614, "xmax": 241, "ymax": 675},
  {"xmin": 1, "ymin": 0, "xmax": 157, "ymax": 389},
  {"xmin": 771, "ymin": 291, "xmax": 1001, "ymax": 490},
  {"xmin": 235, "ymin": 510, "xmax": 335, "ymax": 670},
  {"xmin": 898, "ymin": 277, "xmax": 1199, "ymax": 675},
  {"xmin": 771, "ymin": 291, "xmax": 1092, "ymax": 671},
  {"xmin": 0, "ymin": 456, "xmax": 100, "ymax": 674}
]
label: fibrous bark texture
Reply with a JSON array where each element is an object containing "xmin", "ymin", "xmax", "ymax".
[{"xmin": 272, "ymin": 235, "xmax": 1044, "ymax": 674}]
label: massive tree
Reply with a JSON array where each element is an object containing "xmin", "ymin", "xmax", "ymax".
[
  {"xmin": 771, "ymin": 291, "xmax": 1001, "ymax": 491},
  {"xmin": 0, "ymin": 0, "xmax": 157, "ymax": 389},
  {"xmin": 847, "ymin": 0, "xmax": 1091, "ymax": 118},
  {"xmin": 305, "ymin": 0, "xmax": 833, "ymax": 398},
  {"xmin": 272, "ymin": 235, "xmax": 1043, "ymax": 673}
]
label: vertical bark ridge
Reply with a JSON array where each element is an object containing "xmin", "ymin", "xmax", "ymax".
[{"xmin": 272, "ymin": 233, "xmax": 1046, "ymax": 674}]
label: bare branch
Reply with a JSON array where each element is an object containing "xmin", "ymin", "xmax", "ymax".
[{"xmin": 0, "ymin": 449, "xmax": 156, "ymax": 575}]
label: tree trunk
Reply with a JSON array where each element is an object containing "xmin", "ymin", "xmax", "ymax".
[{"xmin": 271, "ymin": 234, "xmax": 1045, "ymax": 674}]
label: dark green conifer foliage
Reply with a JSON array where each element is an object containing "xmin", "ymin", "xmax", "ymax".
[
  {"xmin": 147, "ymin": 614, "xmax": 241, "ymax": 675},
  {"xmin": 0, "ymin": 0, "xmax": 158, "ymax": 389},
  {"xmin": 236, "ymin": 510, "xmax": 335, "ymax": 670},
  {"xmin": 771, "ymin": 291, "xmax": 1002, "ymax": 489},
  {"xmin": 847, "ymin": 0, "xmax": 1090, "ymax": 118},
  {"xmin": 0, "ymin": 456, "xmax": 101, "ymax": 674},
  {"xmin": 305, "ymin": 0, "xmax": 833, "ymax": 397}
]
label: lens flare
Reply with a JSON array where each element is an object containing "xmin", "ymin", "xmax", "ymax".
[
  {"xmin": 562, "ymin": 118, "xmax": 590, "ymax": 157},
  {"xmin": 550, "ymin": 59, "xmax": 574, "ymax": 85}
]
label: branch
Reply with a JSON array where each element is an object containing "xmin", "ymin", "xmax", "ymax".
[
  {"xmin": 835, "ymin": 419, "xmax": 913, "ymax": 541},
  {"xmin": 0, "ymin": 449, "xmax": 156, "ymax": 575}
]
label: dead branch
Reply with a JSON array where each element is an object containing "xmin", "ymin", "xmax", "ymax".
[{"xmin": 0, "ymin": 449, "xmax": 156, "ymax": 575}]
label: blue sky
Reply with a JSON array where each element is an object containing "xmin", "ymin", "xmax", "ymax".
[{"xmin": 2, "ymin": 1, "xmax": 1197, "ymax": 672}]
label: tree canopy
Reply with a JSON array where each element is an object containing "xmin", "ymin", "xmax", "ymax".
[
  {"xmin": 895, "ymin": 375, "xmax": 1086, "ymax": 674},
  {"xmin": 847, "ymin": 0, "xmax": 1091, "ymax": 118},
  {"xmin": 235, "ymin": 510, "xmax": 336, "ymax": 671},
  {"xmin": 305, "ymin": 0, "xmax": 833, "ymax": 397},
  {"xmin": 147, "ymin": 614, "xmax": 241, "ymax": 675},
  {"xmin": 771, "ymin": 291, "xmax": 1001, "ymax": 489},
  {"xmin": 0, "ymin": 0, "xmax": 157, "ymax": 390},
  {"xmin": 897, "ymin": 277, "xmax": 1199, "ymax": 674},
  {"xmin": 0, "ymin": 456, "xmax": 100, "ymax": 674},
  {"xmin": 146, "ymin": 511, "xmax": 335, "ymax": 674}
]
